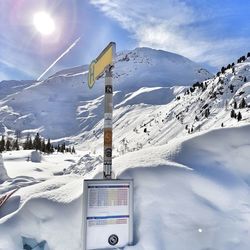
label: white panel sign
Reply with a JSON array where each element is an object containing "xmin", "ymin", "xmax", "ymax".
[
  {"xmin": 104, "ymin": 113, "xmax": 112, "ymax": 128},
  {"xmin": 83, "ymin": 179, "xmax": 133, "ymax": 250}
]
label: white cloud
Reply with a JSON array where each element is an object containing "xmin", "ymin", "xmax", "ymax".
[{"xmin": 90, "ymin": 0, "xmax": 250, "ymax": 68}]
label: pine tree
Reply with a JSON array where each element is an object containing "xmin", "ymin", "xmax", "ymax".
[
  {"xmin": 61, "ymin": 142, "xmax": 66, "ymax": 153},
  {"xmin": 23, "ymin": 135, "xmax": 29, "ymax": 150},
  {"xmin": 24, "ymin": 134, "xmax": 33, "ymax": 149},
  {"xmin": 230, "ymin": 109, "xmax": 236, "ymax": 118},
  {"xmin": 234, "ymin": 100, "xmax": 237, "ymax": 109},
  {"xmin": 41, "ymin": 139, "xmax": 46, "ymax": 152},
  {"xmin": 6, "ymin": 138, "xmax": 11, "ymax": 151},
  {"xmin": 237, "ymin": 112, "xmax": 242, "ymax": 121},
  {"xmin": 28, "ymin": 137, "xmax": 33, "ymax": 149},
  {"xmin": 72, "ymin": 146, "xmax": 76, "ymax": 154},
  {"xmin": 229, "ymin": 84, "xmax": 234, "ymax": 93},
  {"xmin": 221, "ymin": 66, "xmax": 225, "ymax": 74},
  {"xmin": 239, "ymin": 98, "xmax": 247, "ymax": 108},
  {"xmin": 33, "ymin": 133, "xmax": 42, "ymax": 151},
  {"xmin": 244, "ymin": 76, "xmax": 247, "ymax": 82},
  {"xmin": 51, "ymin": 145, "xmax": 54, "ymax": 153},
  {"xmin": 13, "ymin": 139, "xmax": 19, "ymax": 150},
  {"xmin": 46, "ymin": 139, "xmax": 51, "ymax": 153},
  {"xmin": 205, "ymin": 108, "xmax": 210, "ymax": 118},
  {"xmin": 0, "ymin": 135, "xmax": 5, "ymax": 152},
  {"xmin": 247, "ymin": 52, "xmax": 250, "ymax": 58}
]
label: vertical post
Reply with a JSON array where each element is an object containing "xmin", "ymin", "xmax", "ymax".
[{"xmin": 103, "ymin": 68, "xmax": 113, "ymax": 179}]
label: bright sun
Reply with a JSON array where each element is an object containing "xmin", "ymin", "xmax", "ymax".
[{"xmin": 33, "ymin": 11, "xmax": 55, "ymax": 36}]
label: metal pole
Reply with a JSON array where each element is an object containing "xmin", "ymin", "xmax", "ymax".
[{"xmin": 103, "ymin": 67, "xmax": 113, "ymax": 179}]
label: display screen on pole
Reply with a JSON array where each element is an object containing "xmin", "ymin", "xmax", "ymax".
[{"xmin": 83, "ymin": 179, "xmax": 133, "ymax": 250}]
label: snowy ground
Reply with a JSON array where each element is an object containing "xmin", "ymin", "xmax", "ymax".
[{"xmin": 1, "ymin": 125, "xmax": 250, "ymax": 250}]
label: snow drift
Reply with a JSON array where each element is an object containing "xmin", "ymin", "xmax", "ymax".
[
  {"xmin": 31, "ymin": 151, "xmax": 42, "ymax": 163},
  {"xmin": 1, "ymin": 125, "xmax": 250, "ymax": 250},
  {"xmin": 0, "ymin": 154, "xmax": 9, "ymax": 184}
]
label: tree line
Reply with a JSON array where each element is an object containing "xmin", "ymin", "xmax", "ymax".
[
  {"xmin": 216, "ymin": 51, "xmax": 250, "ymax": 77},
  {"xmin": 0, "ymin": 133, "xmax": 75, "ymax": 154}
]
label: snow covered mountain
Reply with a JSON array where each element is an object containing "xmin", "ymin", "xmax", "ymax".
[
  {"xmin": 74, "ymin": 55, "xmax": 250, "ymax": 158},
  {"xmin": 0, "ymin": 47, "xmax": 211, "ymax": 139},
  {"xmin": 113, "ymin": 47, "xmax": 212, "ymax": 91},
  {"xmin": 1, "ymin": 49, "xmax": 250, "ymax": 250}
]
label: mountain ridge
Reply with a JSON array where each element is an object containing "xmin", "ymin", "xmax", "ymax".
[{"xmin": 0, "ymin": 47, "xmax": 212, "ymax": 139}]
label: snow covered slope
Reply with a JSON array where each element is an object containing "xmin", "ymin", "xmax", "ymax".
[
  {"xmin": 77, "ymin": 56, "xmax": 250, "ymax": 156},
  {"xmin": 0, "ymin": 125, "xmax": 250, "ymax": 249},
  {"xmin": 0, "ymin": 47, "xmax": 211, "ymax": 139}
]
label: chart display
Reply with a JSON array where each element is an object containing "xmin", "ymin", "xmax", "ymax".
[{"xmin": 83, "ymin": 179, "xmax": 133, "ymax": 250}]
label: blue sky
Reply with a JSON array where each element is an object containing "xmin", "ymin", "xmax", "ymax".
[{"xmin": 1, "ymin": 0, "xmax": 250, "ymax": 81}]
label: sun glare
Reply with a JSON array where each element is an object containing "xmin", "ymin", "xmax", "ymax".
[{"xmin": 33, "ymin": 11, "xmax": 55, "ymax": 36}]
